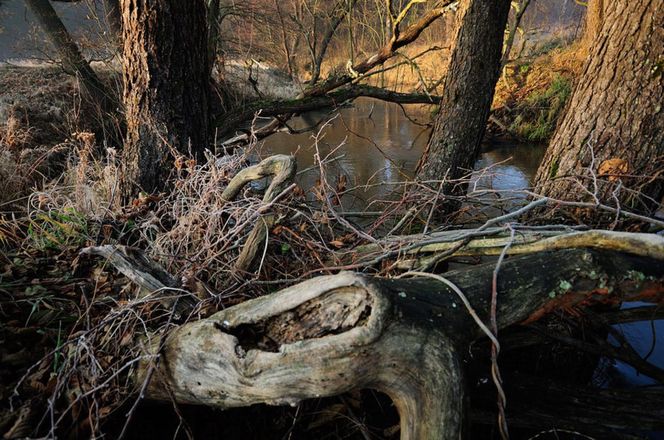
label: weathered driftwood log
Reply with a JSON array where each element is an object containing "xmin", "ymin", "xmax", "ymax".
[
  {"xmin": 353, "ymin": 228, "xmax": 664, "ymax": 270},
  {"xmin": 132, "ymin": 247, "xmax": 664, "ymax": 439},
  {"xmin": 79, "ymin": 244, "xmax": 199, "ymax": 318}
]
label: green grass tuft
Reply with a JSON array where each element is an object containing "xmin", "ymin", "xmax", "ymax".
[{"xmin": 510, "ymin": 75, "xmax": 572, "ymax": 142}]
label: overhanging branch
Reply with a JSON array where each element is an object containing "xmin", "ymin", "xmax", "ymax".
[{"xmin": 217, "ymin": 85, "xmax": 440, "ymax": 137}]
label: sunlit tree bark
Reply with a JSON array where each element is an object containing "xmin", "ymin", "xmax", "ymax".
[
  {"xmin": 581, "ymin": 0, "xmax": 605, "ymax": 49},
  {"xmin": 533, "ymin": 0, "xmax": 664, "ymax": 214}
]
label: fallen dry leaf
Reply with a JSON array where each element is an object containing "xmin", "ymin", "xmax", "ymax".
[{"xmin": 598, "ymin": 158, "xmax": 629, "ymax": 181}]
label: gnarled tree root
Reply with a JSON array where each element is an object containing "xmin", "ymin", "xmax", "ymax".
[
  {"xmin": 221, "ymin": 154, "xmax": 296, "ymax": 276},
  {"xmin": 139, "ymin": 272, "xmax": 465, "ymax": 439},
  {"xmin": 133, "ymin": 247, "xmax": 664, "ymax": 439}
]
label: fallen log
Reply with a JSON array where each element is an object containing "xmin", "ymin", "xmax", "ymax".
[
  {"xmin": 352, "ymin": 227, "xmax": 664, "ymax": 270},
  {"xmin": 118, "ymin": 247, "xmax": 664, "ymax": 439}
]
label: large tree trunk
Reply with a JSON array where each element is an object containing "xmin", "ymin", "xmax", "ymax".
[
  {"xmin": 533, "ymin": 0, "xmax": 664, "ymax": 214},
  {"xmin": 119, "ymin": 0, "xmax": 211, "ymax": 200},
  {"xmin": 416, "ymin": 0, "xmax": 511, "ymax": 198}
]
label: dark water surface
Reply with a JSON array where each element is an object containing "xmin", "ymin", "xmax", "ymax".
[{"xmin": 262, "ymin": 98, "xmax": 545, "ymax": 210}]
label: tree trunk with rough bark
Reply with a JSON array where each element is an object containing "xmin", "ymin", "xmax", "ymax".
[
  {"xmin": 416, "ymin": 0, "xmax": 511, "ymax": 197},
  {"xmin": 119, "ymin": 0, "xmax": 211, "ymax": 200},
  {"xmin": 581, "ymin": 0, "xmax": 605, "ymax": 49},
  {"xmin": 533, "ymin": 0, "xmax": 664, "ymax": 214}
]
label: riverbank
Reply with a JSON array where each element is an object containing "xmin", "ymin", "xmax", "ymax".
[
  {"xmin": 490, "ymin": 42, "xmax": 585, "ymax": 142},
  {"xmin": 0, "ymin": 39, "xmax": 584, "ymax": 213}
]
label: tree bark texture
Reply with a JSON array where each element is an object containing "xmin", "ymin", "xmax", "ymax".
[
  {"xmin": 581, "ymin": 0, "xmax": 605, "ymax": 49},
  {"xmin": 119, "ymin": 0, "xmax": 211, "ymax": 199},
  {"xmin": 417, "ymin": 0, "xmax": 511, "ymax": 190},
  {"xmin": 533, "ymin": 0, "xmax": 664, "ymax": 213},
  {"xmin": 133, "ymin": 248, "xmax": 664, "ymax": 439}
]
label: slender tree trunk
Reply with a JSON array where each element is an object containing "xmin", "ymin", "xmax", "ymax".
[
  {"xmin": 102, "ymin": 0, "xmax": 122, "ymax": 45},
  {"xmin": 310, "ymin": 0, "xmax": 356, "ymax": 85},
  {"xmin": 501, "ymin": 0, "xmax": 531, "ymax": 67},
  {"xmin": 416, "ymin": 0, "xmax": 511, "ymax": 202},
  {"xmin": 119, "ymin": 0, "xmax": 211, "ymax": 200},
  {"xmin": 533, "ymin": 0, "xmax": 664, "ymax": 214},
  {"xmin": 273, "ymin": 0, "xmax": 294, "ymax": 79},
  {"xmin": 25, "ymin": 0, "xmax": 114, "ymax": 108}
]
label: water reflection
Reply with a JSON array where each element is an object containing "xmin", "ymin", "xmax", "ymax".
[{"xmin": 262, "ymin": 98, "xmax": 546, "ymax": 209}]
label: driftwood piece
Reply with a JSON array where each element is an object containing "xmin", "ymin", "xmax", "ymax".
[
  {"xmin": 79, "ymin": 245, "xmax": 198, "ymax": 318},
  {"xmin": 354, "ymin": 228, "xmax": 664, "ymax": 269},
  {"xmin": 221, "ymin": 154, "xmax": 296, "ymax": 275},
  {"xmin": 140, "ymin": 272, "xmax": 465, "ymax": 439},
  {"xmin": 136, "ymin": 247, "xmax": 664, "ymax": 439},
  {"xmin": 81, "ymin": 245, "xmax": 178, "ymax": 293}
]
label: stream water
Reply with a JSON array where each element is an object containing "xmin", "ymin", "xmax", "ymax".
[
  {"xmin": 0, "ymin": 0, "xmax": 111, "ymax": 63},
  {"xmin": 261, "ymin": 98, "xmax": 545, "ymax": 211}
]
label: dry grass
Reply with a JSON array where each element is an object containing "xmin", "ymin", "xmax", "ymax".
[
  {"xmin": 494, "ymin": 42, "xmax": 585, "ymax": 109},
  {"xmin": 3, "ymin": 126, "xmax": 662, "ymax": 438},
  {"xmin": 2, "ymin": 126, "xmax": 368, "ymax": 438},
  {"xmin": 0, "ymin": 65, "xmax": 121, "ymax": 211},
  {"xmin": 489, "ymin": 42, "xmax": 585, "ymax": 142}
]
